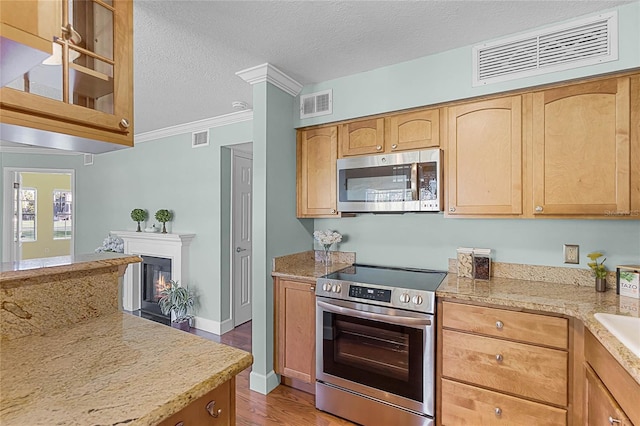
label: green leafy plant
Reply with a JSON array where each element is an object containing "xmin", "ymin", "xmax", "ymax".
[
  {"xmin": 587, "ymin": 251, "xmax": 607, "ymax": 279},
  {"xmin": 157, "ymin": 280, "xmax": 194, "ymax": 325},
  {"xmin": 155, "ymin": 209, "xmax": 173, "ymax": 233},
  {"xmin": 130, "ymin": 208, "xmax": 147, "ymax": 232}
]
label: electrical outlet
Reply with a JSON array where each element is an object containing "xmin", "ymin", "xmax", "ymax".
[{"xmin": 563, "ymin": 244, "xmax": 579, "ymax": 264}]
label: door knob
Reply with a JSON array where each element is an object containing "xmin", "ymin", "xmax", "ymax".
[{"xmin": 236, "ymin": 247, "xmax": 246, "ymax": 253}]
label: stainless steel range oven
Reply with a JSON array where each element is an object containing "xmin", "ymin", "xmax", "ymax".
[{"xmin": 315, "ymin": 264, "xmax": 447, "ymax": 426}]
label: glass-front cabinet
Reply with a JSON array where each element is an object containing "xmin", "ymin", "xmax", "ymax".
[{"xmin": 0, "ymin": 0, "xmax": 133, "ymax": 152}]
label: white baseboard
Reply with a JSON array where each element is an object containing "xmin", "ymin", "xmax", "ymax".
[
  {"xmin": 193, "ymin": 316, "xmax": 234, "ymax": 335},
  {"xmin": 249, "ymin": 370, "xmax": 280, "ymax": 395}
]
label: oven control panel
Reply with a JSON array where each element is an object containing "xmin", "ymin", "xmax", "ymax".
[{"xmin": 348, "ymin": 285, "xmax": 392, "ymax": 302}]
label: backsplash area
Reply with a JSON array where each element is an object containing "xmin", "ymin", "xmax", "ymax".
[{"xmin": 447, "ymin": 259, "xmax": 617, "ymax": 288}]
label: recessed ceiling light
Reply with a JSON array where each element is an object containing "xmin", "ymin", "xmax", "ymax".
[{"xmin": 232, "ymin": 101, "xmax": 249, "ymax": 110}]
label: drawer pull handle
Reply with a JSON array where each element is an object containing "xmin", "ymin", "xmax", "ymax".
[
  {"xmin": 609, "ymin": 417, "xmax": 621, "ymax": 424},
  {"xmin": 206, "ymin": 400, "xmax": 222, "ymax": 418},
  {"xmin": 496, "ymin": 354, "xmax": 503, "ymax": 362},
  {"xmin": 175, "ymin": 422, "xmax": 184, "ymax": 426},
  {"xmin": 496, "ymin": 320, "xmax": 503, "ymax": 329},
  {"xmin": 495, "ymin": 407, "xmax": 502, "ymax": 417}
]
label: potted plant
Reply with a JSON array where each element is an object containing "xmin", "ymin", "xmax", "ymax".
[
  {"xmin": 130, "ymin": 208, "xmax": 147, "ymax": 232},
  {"xmin": 157, "ymin": 280, "xmax": 195, "ymax": 331},
  {"xmin": 155, "ymin": 209, "xmax": 173, "ymax": 234},
  {"xmin": 587, "ymin": 251, "xmax": 607, "ymax": 292}
]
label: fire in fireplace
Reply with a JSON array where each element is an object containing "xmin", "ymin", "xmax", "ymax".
[{"xmin": 140, "ymin": 255, "xmax": 172, "ymax": 324}]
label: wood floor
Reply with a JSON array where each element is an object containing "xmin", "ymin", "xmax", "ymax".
[{"xmin": 190, "ymin": 322, "xmax": 356, "ymax": 425}]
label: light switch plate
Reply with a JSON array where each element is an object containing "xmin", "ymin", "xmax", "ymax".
[{"xmin": 564, "ymin": 244, "xmax": 579, "ymax": 264}]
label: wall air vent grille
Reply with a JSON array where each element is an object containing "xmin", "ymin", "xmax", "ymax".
[
  {"xmin": 192, "ymin": 130, "xmax": 209, "ymax": 148},
  {"xmin": 300, "ymin": 89, "xmax": 332, "ymax": 119},
  {"xmin": 83, "ymin": 153, "xmax": 94, "ymax": 166},
  {"xmin": 473, "ymin": 11, "xmax": 617, "ymax": 86}
]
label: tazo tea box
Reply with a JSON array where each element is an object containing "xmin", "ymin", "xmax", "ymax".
[{"xmin": 616, "ymin": 265, "xmax": 640, "ymax": 299}]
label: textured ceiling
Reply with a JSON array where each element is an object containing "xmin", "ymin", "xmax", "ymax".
[{"xmin": 133, "ymin": 0, "xmax": 633, "ymax": 135}]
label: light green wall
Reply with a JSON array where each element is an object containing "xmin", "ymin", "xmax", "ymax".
[
  {"xmin": 296, "ymin": 2, "xmax": 640, "ymax": 128},
  {"xmin": 21, "ymin": 172, "xmax": 72, "ymax": 259},
  {"xmin": 250, "ymin": 82, "xmax": 314, "ymax": 394},
  {"xmin": 74, "ymin": 120, "xmax": 252, "ymax": 323}
]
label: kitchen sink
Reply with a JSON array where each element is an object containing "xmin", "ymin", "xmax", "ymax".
[{"xmin": 593, "ymin": 313, "xmax": 640, "ymax": 357}]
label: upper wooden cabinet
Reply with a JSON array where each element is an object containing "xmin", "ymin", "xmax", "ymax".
[
  {"xmin": 0, "ymin": 0, "xmax": 61, "ymax": 86},
  {"xmin": 446, "ymin": 96, "xmax": 523, "ymax": 216},
  {"xmin": 339, "ymin": 110, "xmax": 440, "ymax": 158},
  {"xmin": 339, "ymin": 117, "xmax": 385, "ymax": 157},
  {"xmin": 0, "ymin": 0, "xmax": 134, "ymax": 153},
  {"xmin": 386, "ymin": 108, "xmax": 440, "ymax": 152},
  {"xmin": 297, "ymin": 126, "xmax": 340, "ymax": 218},
  {"xmin": 531, "ymin": 77, "xmax": 631, "ymax": 216}
]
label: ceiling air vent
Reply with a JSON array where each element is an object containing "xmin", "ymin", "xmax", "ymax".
[
  {"xmin": 473, "ymin": 11, "xmax": 617, "ymax": 86},
  {"xmin": 300, "ymin": 89, "xmax": 332, "ymax": 119},
  {"xmin": 192, "ymin": 130, "xmax": 209, "ymax": 148}
]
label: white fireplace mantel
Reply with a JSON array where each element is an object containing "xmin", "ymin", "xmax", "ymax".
[{"xmin": 111, "ymin": 231, "xmax": 195, "ymax": 311}]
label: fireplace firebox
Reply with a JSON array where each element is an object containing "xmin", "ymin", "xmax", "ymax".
[{"xmin": 140, "ymin": 255, "xmax": 171, "ymax": 325}]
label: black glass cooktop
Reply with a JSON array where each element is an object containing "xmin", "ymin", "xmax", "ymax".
[{"xmin": 323, "ymin": 263, "xmax": 447, "ymax": 292}]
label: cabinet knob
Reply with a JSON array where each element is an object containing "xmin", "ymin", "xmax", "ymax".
[
  {"xmin": 609, "ymin": 416, "xmax": 621, "ymax": 424},
  {"xmin": 391, "ymin": 144, "xmax": 398, "ymax": 149},
  {"xmin": 449, "ymin": 207, "xmax": 456, "ymax": 212},
  {"xmin": 496, "ymin": 320, "xmax": 504, "ymax": 329},
  {"xmin": 376, "ymin": 145, "xmax": 382, "ymax": 151},
  {"xmin": 330, "ymin": 209, "xmax": 337, "ymax": 214},
  {"xmin": 495, "ymin": 354, "xmax": 503, "ymax": 362},
  {"xmin": 120, "ymin": 118, "xmax": 131, "ymax": 129},
  {"xmin": 206, "ymin": 400, "xmax": 221, "ymax": 418},
  {"xmin": 495, "ymin": 407, "xmax": 502, "ymax": 417},
  {"xmin": 175, "ymin": 422, "xmax": 184, "ymax": 426},
  {"xmin": 535, "ymin": 205, "xmax": 543, "ymax": 213},
  {"xmin": 310, "ymin": 286, "xmax": 315, "ymax": 291}
]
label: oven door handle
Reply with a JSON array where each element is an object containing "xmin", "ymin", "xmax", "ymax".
[{"xmin": 317, "ymin": 300, "xmax": 432, "ymax": 327}]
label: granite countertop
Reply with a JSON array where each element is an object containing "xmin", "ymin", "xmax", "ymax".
[
  {"xmin": 271, "ymin": 250, "xmax": 356, "ymax": 280},
  {"xmin": 0, "ymin": 312, "xmax": 252, "ymax": 426},
  {"xmin": 437, "ymin": 274, "xmax": 640, "ymax": 385},
  {"xmin": 0, "ymin": 252, "xmax": 141, "ymax": 285}
]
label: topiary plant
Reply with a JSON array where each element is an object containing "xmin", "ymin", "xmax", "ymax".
[
  {"xmin": 130, "ymin": 208, "xmax": 147, "ymax": 232},
  {"xmin": 155, "ymin": 209, "xmax": 173, "ymax": 234}
]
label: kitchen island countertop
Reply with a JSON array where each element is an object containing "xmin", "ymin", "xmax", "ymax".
[{"xmin": 0, "ymin": 312, "xmax": 253, "ymax": 426}]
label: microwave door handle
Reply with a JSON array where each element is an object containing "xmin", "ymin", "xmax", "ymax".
[
  {"xmin": 410, "ymin": 163, "xmax": 418, "ymax": 200},
  {"xmin": 317, "ymin": 300, "xmax": 432, "ymax": 327}
]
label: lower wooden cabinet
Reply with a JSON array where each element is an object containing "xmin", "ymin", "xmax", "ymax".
[
  {"xmin": 157, "ymin": 378, "xmax": 235, "ymax": 426},
  {"xmin": 439, "ymin": 301, "xmax": 570, "ymax": 425},
  {"xmin": 441, "ymin": 378, "xmax": 566, "ymax": 425},
  {"xmin": 273, "ymin": 277, "xmax": 316, "ymax": 393},
  {"xmin": 584, "ymin": 330, "xmax": 639, "ymax": 425}
]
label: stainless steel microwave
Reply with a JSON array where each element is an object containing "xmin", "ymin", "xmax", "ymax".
[{"xmin": 337, "ymin": 148, "xmax": 442, "ymax": 213}]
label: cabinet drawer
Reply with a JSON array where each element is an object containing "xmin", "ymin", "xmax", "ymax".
[
  {"xmin": 441, "ymin": 379, "xmax": 567, "ymax": 426},
  {"xmin": 442, "ymin": 329, "xmax": 568, "ymax": 405},
  {"xmin": 442, "ymin": 302, "xmax": 568, "ymax": 349},
  {"xmin": 158, "ymin": 379, "xmax": 234, "ymax": 426}
]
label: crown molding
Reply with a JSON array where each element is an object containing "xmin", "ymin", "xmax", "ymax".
[
  {"xmin": 235, "ymin": 63, "xmax": 303, "ymax": 97},
  {"xmin": 0, "ymin": 144, "xmax": 81, "ymax": 155},
  {"xmin": 135, "ymin": 110, "xmax": 253, "ymax": 144}
]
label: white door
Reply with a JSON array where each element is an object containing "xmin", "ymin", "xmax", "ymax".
[
  {"xmin": 232, "ymin": 152, "xmax": 253, "ymax": 326},
  {"xmin": 11, "ymin": 174, "xmax": 22, "ymax": 262}
]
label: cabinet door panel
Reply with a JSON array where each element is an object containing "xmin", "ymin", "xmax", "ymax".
[
  {"xmin": 532, "ymin": 77, "xmax": 630, "ymax": 215},
  {"xmin": 296, "ymin": 126, "xmax": 339, "ymax": 217},
  {"xmin": 340, "ymin": 118, "xmax": 384, "ymax": 157},
  {"xmin": 442, "ymin": 329, "xmax": 567, "ymax": 405},
  {"xmin": 585, "ymin": 366, "xmax": 632, "ymax": 426},
  {"xmin": 275, "ymin": 279, "xmax": 316, "ymax": 384},
  {"xmin": 447, "ymin": 96, "xmax": 522, "ymax": 215},
  {"xmin": 387, "ymin": 109, "xmax": 439, "ymax": 151}
]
